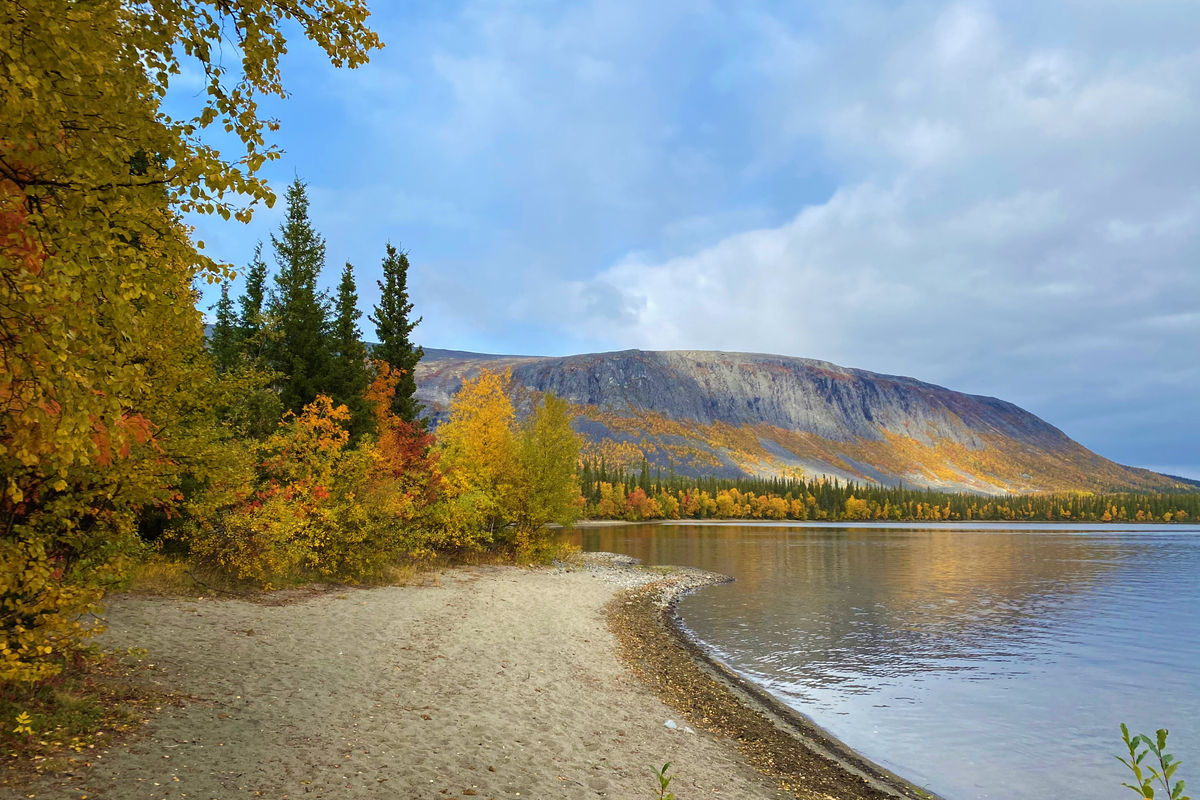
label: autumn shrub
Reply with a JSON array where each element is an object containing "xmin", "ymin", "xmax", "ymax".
[
  {"xmin": 0, "ymin": 353, "xmax": 210, "ymax": 682},
  {"xmin": 185, "ymin": 396, "xmax": 360, "ymax": 586},
  {"xmin": 0, "ymin": 540, "xmax": 110, "ymax": 684},
  {"xmin": 339, "ymin": 365, "xmax": 444, "ymax": 570},
  {"xmin": 184, "ymin": 368, "xmax": 449, "ymax": 586}
]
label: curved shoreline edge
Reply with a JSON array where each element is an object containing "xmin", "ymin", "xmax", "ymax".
[{"xmin": 601, "ymin": 556, "xmax": 942, "ymax": 800}]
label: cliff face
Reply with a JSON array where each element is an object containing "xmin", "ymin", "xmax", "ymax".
[{"xmin": 415, "ymin": 348, "xmax": 1185, "ymax": 494}]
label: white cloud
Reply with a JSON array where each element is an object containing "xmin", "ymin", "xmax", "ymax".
[{"xmin": 930, "ymin": 3, "xmax": 1000, "ymax": 67}]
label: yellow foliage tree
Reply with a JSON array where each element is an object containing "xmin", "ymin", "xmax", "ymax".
[
  {"xmin": 437, "ymin": 370, "xmax": 519, "ymax": 539},
  {"xmin": 512, "ymin": 394, "xmax": 583, "ymax": 543},
  {"xmin": 1, "ymin": 0, "xmax": 380, "ymax": 681},
  {"xmin": 844, "ymin": 495, "xmax": 871, "ymax": 520},
  {"xmin": 438, "ymin": 371, "xmax": 582, "ymax": 548}
]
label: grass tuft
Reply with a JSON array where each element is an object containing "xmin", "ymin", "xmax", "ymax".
[{"xmin": 0, "ymin": 648, "xmax": 172, "ymax": 788}]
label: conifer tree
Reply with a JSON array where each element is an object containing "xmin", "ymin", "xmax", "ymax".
[
  {"xmin": 370, "ymin": 243, "xmax": 424, "ymax": 422},
  {"xmin": 266, "ymin": 178, "xmax": 333, "ymax": 413},
  {"xmin": 209, "ymin": 283, "xmax": 240, "ymax": 372},
  {"xmin": 330, "ymin": 262, "xmax": 373, "ymax": 438},
  {"xmin": 238, "ymin": 241, "xmax": 269, "ymax": 359}
]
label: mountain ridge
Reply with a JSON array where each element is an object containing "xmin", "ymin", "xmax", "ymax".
[{"xmin": 414, "ymin": 347, "xmax": 1188, "ymax": 495}]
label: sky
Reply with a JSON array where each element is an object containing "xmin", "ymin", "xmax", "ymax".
[{"xmin": 183, "ymin": 0, "xmax": 1200, "ymax": 479}]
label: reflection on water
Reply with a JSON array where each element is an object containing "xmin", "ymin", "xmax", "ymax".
[{"xmin": 571, "ymin": 523, "xmax": 1200, "ymax": 800}]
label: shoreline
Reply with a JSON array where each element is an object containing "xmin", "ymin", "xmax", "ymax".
[
  {"xmin": 602, "ymin": 556, "xmax": 938, "ymax": 800},
  {"xmin": 577, "ymin": 518, "xmax": 1199, "ymax": 529},
  {"xmin": 17, "ymin": 555, "xmax": 939, "ymax": 799}
]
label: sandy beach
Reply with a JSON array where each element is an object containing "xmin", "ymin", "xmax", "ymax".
[{"xmin": 16, "ymin": 555, "xmax": 920, "ymax": 800}]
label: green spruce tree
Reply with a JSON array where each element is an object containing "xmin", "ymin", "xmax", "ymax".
[
  {"xmin": 237, "ymin": 241, "xmax": 269, "ymax": 360},
  {"xmin": 330, "ymin": 262, "xmax": 373, "ymax": 439},
  {"xmin": 265, "ymin": 177, "xmax": 333, "ymax": 413},
  {"xmin": 209, "ymin": 283, "xmax": 240, "ymax": 372},
  {"xmin": 370, "ymin": 243, "xmax": 425, "ymax": 422}
]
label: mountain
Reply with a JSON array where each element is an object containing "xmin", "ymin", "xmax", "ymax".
[{"xmin": 414, "ymin": 348, "xmax": 1191, "ymax": 495}]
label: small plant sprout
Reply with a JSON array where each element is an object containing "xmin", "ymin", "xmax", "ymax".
[
  {"xmin": 651, "ymin": 761, "xmax": 676, "ymax": 800},
  {"xmin": 1118, "ymin": 724, "xmax": 1190, "ymax": 800},
  {"xmin": 13, "ymin": 712, "xmax": 33, "ymax": 736}
]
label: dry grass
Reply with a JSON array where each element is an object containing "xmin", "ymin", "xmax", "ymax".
[
  {"xmin": 122, "ymin": 556, "xmax": 267, "ymax": 597},
  {"xmin": 122, "ymin": 538, "xmax": 582, "ymax": 599},
  {"xmin": 0, "ymin": 649, "xmax": 177, "ymax": 789}
]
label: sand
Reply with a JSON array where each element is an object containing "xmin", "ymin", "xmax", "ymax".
[{"xmin": 20, "ymin": 557, "xmax": 791, "ymax": 800}]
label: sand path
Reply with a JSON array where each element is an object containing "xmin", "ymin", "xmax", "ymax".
[{"xmin": 27, "ymin": 564, "xmax": 785, "ymax": 799}]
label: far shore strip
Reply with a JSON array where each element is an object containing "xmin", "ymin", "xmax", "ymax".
[{"xmin": 24, "ymin": 554, "xmax": 936, "ymax": 799}]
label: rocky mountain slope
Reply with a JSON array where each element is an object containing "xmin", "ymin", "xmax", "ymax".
[{"xmin": 415, "ymin": 348, "xmax": 1187, "ymax": 494}]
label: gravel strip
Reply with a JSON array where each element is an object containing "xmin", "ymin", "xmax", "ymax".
[{"xmin": 597, "ymin": 554, "xmax": 940, "ymax": 800}]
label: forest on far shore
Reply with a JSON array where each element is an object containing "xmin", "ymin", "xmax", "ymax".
[{"xmin": 577, "ymin": 461, "xmax": 1200, "ymax": 523}]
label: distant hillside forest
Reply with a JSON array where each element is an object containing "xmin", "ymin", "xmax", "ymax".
[{"xmin": 579, "ymin": 461, "xmax": 1200, "ymax": 523}]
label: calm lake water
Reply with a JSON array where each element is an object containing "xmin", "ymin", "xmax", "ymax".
[{"xmin": 570, "ymin": 522, "xmax": 1200, "ymax": 800}]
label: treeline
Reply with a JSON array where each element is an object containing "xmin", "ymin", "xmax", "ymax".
[
  {"xmin": 202, "ymin": 177, "xmax": 423, "ymax": 440},
  {"xmin": 579, "ymin": 461, "xmax": 1200, "ymax": 523},
  {"xmin": 1, "ymin": 171, "xmax": 584, "ymax": 687},
  {"xmin": 169, "ymin": 178, "xmax": 586, "ymax": 585}
]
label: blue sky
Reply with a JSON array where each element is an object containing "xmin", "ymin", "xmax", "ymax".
[{"xmin": 185, "ymin": 0, "xmax": 1200, "ymax": 479}]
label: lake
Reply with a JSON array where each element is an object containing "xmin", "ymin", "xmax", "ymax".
[{"xmin": 570, "ymin": 521, "xmax": 1200, "ymax": 800}]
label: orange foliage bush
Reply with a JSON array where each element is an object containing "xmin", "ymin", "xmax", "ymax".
[
  {"xmin": 185, "ymin": 368, "xmax": 454, "ymax": 587},
  {"xmin": 186, "ymin": 396, "xmax": 360, "ymax": 585}
]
